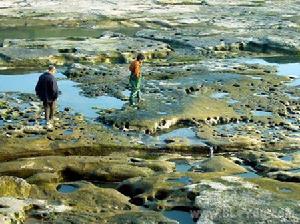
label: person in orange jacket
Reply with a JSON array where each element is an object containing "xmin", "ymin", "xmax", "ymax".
[{"xmin": 129, "ymin": 53, "xmax": 145, "ymax": 105}]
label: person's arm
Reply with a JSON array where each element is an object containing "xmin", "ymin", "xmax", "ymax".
[
  {"xmin": 50, "ymin": 77, "xmax": 59, "ymax": 100},
  {"xmin": 35, "ymin": 77, "xmax": 41, "ymax": 97}
]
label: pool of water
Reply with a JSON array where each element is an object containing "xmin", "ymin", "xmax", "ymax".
[
  {"xmin": 240, "ymin": 58, "xmax": 300, "ymax": 86},
  {"xmin": 253, "ymin": 93, "xmax": 269, "ymax": 98},
  {"xmin": 279, "ymin": 188, "xmax": 293, "ymax": 193},
  {"xmin": 158, "ymin": 128, "xmax": 207, "ymax": 146},
  {"xmin": 237, "ymin": 165, "xmax": 260, "ymax": 178},
  {"xmin": 163, "ymin": 210, "xmax": 196, "ymax": 224},
  {"xmin": 57, "ymin": 184, "xmax": 79, "ymax": 193},
  {"xmin": 174, "ymin": 160, "xmax": 192, "ymax": 172},
  {"xmin": 280, "ymin": 150, "xmax": 300, "ymax": 162},
  {"xmin": 211, "ymin": 92, "xmax": 229, "ymax": 99},
  {"xmin": 0, "ymin": 72, "xmax": 125, "ymax": 118},
  {"xmin": 251, "ymin": 110, "xmax": 273, "ymax": 117},
  {"xmin": 63, "ymin": 129, "xmax": 74, "ymax": 135},
  {"xmin": 122, "ymin": 89, "xmax": 131, "ymax": 98},
  {"xmin": 289, "ymin": 168, "xmax": 300, "ymax": 173}
]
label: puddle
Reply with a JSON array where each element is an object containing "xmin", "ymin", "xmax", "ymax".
[
  {"xmin": 253, "ymin": 93, "xmax": 268, "ymax": 97},
  {"xmin": 211, "ymin": 92, "xmax": 229, "ymax": 99},
  {"xmin": 157, "ymin": 111, "xmax": 168, "ymax": 115},
  {"xmin": 280, "ymin": 150, "xmax": 300, "ymax": 162},
  {"xmin": 163, "ymin": 210, "xmax": 196, "ymax": 224},
  {"xmin": 174, "ymin": 160, "xmax": 192, "ymax": 172},
  {"xmin": 122, "ymin": 89, "xmax": 131, "ymax": 98},
  {"xmin": 280, "ymin": 154, "xmax": 293, "ymax": 162},
  {"xmin": 237, "ymin": 165, "xmax": 260, "ymax": 178},
  {"xmin": 248, "ymin": 75, "xmax": 263, "ymax": 80},
  {"xmin": 0, "ymin": 72, "xmax": 125, "ymax": 118},
  {"xmin": 279, "ymin": 188, "xmax": 293, "ymax": 193},
  {"xmin": 251, "ymin": 110, "xmax": 273, "ymax": 116},
  {"xmin": 158, "ymin": 128, "xmax": 207, "ymax": 146},
  {"xmin": 285, "ymin": 93, "xmax": 300, "ymax": 100},
  {"xmin": 227, "ymin": 99, "xmax": 239, "ymax": 104},
  {"xmin": 57, "ymin": 184, "xmax": 79, "ymax": 193},
  {"xmin": 289, "ymin": 168, "xmax": 300, "ymax": 173},
  {"xmin": 240, "ymin": 58, "xmax": 300, "ymax": 86},
  {"xmin": 167, "ymin": 176, "xmax": 192, "ymax": 184},
  {"xmin": 63, "ymin": 129, "xmax": 73, "ymax": 135}
]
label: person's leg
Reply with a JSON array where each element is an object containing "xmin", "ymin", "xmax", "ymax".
[
  {"xmin": 43, "ymin": 101, "xmax": 50, "ymax": 121},
  {"xmin": 49, "ymin": 101, "xmax": 56, "ymax": 120},
  {"xmin": 136, "ymin": 78, "xmax": 142, "ymax": 103},
  {"xmin": 129, "ymin": 76, "xmax": 138, "ymax": 105}
]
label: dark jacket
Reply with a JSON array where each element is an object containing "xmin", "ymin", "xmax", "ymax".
[{"xmin": 35, "ymin": 72, "xmax": 58, "ymax": 102}]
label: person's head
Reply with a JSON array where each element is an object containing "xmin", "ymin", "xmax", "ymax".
[
  {"xmin": 136, "ymin": 53, "xmax": 145, "ymax": 62},
  {"xmin": 48, "ymin": 65, "xmax": 56, "ymax": 75}
]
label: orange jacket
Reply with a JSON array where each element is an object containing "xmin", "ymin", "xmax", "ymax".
[{"xmin": 129, "ymin": 60, "xmax": 142, "ymax": 78}]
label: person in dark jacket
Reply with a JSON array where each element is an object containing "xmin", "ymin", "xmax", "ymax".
[{"xmin": 35, "ymin": 65, "xmax": 59, "ymax": 125}]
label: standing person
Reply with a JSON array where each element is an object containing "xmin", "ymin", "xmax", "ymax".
[
  {"xmin": 35, "ymin": 65, "xmax": 59, "ymax": 128},
  {"xmin": 129, "ymin": 53, "xmax": 145, "ymax": 106}
]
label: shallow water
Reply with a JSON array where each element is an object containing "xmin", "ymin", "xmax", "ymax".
[
  {"xmin": 241, "ymin": 58, "xmax": 300, "ymax": 86},
  {"xmin": 163, "ymin": 210, "xmax": 195, "ymax": 224},
  {"xmin": 211, "ymin": 92, "xmax": 229, "ymax": 99},
  {"xmin": 237, "ymin": 165, "xmax": 260, "ymax": 178},
  {"xmin": 57, "ymin": 184, "xmax": 79, "ymax": 193},
  {"xmin": 279, "ymin": 188, "xmax": 293, "ymax": 193},
  {"xmin": 251, "ymin": 110, "xmax": 273, "ymax": 117},
  {"xmin": 167, "ymin": 176, "xmax": 192, "ymax": 184},
  {"xmin": 0, "ymin": 72, "xmax": 124, "ymax": 118},
  {"xmin": 175, "ymin": 160, "xmax": 192, "ymax": 172},
  {"xmin": 158, "ymin": 128, "xmax": 207, "ymax": 146}
]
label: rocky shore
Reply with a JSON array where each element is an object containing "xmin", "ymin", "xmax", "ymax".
[{"xmin": 0, "ymin": 0, "xmax": 299, "ymax": 223}]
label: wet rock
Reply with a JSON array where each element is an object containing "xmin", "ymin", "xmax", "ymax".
[
  {"xmin": 267, "ymin": 171, "xmax": 300, "ymax": 183},
  {"xmin": 197, "ymin": 156, "xmax": 247, "ymax": 174}
]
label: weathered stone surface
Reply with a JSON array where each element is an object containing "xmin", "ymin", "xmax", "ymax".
[
  {"xmin": 190, "ymin": 176, "xmax": 300, "ymax": 223},
  {"xmin": 237, "ymin": 150, "xmax": 300, "ymax": 173},
  {"xmin": 0, "ymin": 197, "xmax": 71, "ymax": 224},
  {"xmin": 0, "ymin": 155, "xmax": 175, "ymax": 184},
  {"xmin": 0, "ymin": 35, "xmax": 171, "ymax": 68},
  {"xmin": 197, "ymin": 156, "xmax": 247, "ymax": 174},
  {"xmin": 267, "ymin": 171, "xmax": 300, "ymax": 183},
  {"xmin": 0, "ymin": 176, "xmax": 31, "ymax": 198}
]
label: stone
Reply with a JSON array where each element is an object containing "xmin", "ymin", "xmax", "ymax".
[
  {"xmin": 267, "ymin": 171, "xmax": 300, "ymax": 183},
  {"xmin": 192, "ymin": 177, "xmax": 300, "ymax": 223},
  {"xmin": 198, "ymin": 156, "xmax": 247, "ymax": 174},
  {"xmin": 0, "ymin": 176, "xmax": 31, "ymax": 198}
]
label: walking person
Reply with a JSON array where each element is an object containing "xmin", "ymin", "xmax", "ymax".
[
  {"xmin": 129, "ymin": 53, "xmax": 145, "ymax": 106},
  {"xmin": 35, "ymin": 65, "xmax": 59, "ymax": 128}
]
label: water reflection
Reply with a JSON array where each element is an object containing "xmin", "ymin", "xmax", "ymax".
[{"xmin": 0, "ymin": 72, "xmax": 124, "ymax": 118}]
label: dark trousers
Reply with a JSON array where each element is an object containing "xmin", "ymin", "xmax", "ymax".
[
  {"xmin": 43, "ymin": 101, "xmax": 56, "ymax": 121},
  {"xmin": 129, "ymin": 74, "xmax": 142, "ymax": 105}
]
